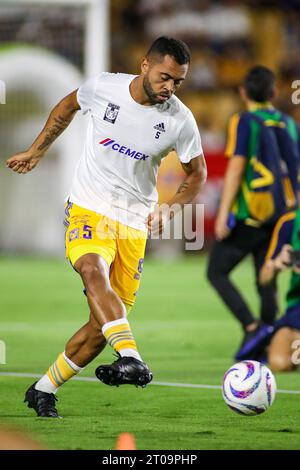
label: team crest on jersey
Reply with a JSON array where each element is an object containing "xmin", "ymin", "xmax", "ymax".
[{"xmin": 103, "ymin": 102, "xmax": 120, "ymax": 124}]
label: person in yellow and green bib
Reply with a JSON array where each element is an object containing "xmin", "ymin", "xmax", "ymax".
[{"xmin": 207, "ymin": 65, "xmax": 300, "ymax": 359}]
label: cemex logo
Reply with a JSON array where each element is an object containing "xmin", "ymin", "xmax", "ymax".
[{"xmin": 99, "ymin": 138, "xmax": 150, "ymax": 161}]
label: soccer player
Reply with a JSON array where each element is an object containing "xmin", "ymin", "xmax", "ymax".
[
  {"xmin": 238, "ymin": 209, "xmax": 300, "ymax": 371},
  {"xmin": 207, "ymin": 66, "xmax": 300, "ymax": 357},
  {"xmin": 6, "ymin": 37, "xmax": 207, "ymax": 417}
]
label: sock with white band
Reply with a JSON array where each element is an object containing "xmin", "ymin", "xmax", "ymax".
[
  {"xmin": 102, "ymin": 318, "xmax": 143, "ymax": 362},
  {"xmin": 35, "ymin": 351, "xmax": 83, "ymax": 394}
]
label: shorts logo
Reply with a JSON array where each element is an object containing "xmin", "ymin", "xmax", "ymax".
[
  {"xmin": 99, "ymin": 138, "xmax": 150, "ymax": 161},
  {"xmin": 103, "ymin": 102, "xmax": 120, "ymax": 124},
  {"xmin": 69, "ymin": 228, "xmax": 79, "ymax": 242}
]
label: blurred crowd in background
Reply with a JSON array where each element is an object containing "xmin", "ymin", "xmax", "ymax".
[
  {"xmin": 114, "ymin": 0, "xmax": 300, "ymax": 236},
  {"xmin": 2, "ymin": 1, "xmax": 299, "ymax": 134},
  {"xmin": 0, "ymin": 0, "xmax": 299, "ymax": 247}
]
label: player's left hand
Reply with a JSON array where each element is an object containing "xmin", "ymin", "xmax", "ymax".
[{"xmin": 215, "ymin": 212, "xmax": 230, "ymax": 241}]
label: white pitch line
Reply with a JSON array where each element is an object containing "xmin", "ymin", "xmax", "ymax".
[{"xmin": 0, "ymin": 371, "xmax": 300, "ymax": 395}]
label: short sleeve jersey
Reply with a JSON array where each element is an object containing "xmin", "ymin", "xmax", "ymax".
[{"xmin": 69, "ymin": 72, "xmax": 203, "ymax": 231}]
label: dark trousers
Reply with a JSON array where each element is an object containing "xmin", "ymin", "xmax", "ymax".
[{"xmin": 207, "ymin": 222, "xmax": 278, "ymax": 328}]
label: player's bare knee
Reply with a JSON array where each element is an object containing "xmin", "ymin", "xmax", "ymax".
[
  {"xmin": 78, "ymin": 262, "xmax": 106, "ymax": 289},
  {"xmin": 77, "ymin": 261, "xmax": 100, "ymax": 279},
  {"xmin": 269, "ymin": 354, "xmax": 294, "ymax": 372}
]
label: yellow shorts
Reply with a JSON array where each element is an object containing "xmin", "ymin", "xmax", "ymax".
[{"xmin": 64, "ymin": 201, "xmax": 147, "ymax": 308}]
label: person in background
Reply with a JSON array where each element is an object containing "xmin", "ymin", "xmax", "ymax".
[
  {"xmin": 238, "ymin": 209, "xmax": 300, "ymax": 371},
  {"xmin": 207, "ymin": 66, "xmax": 300, "ymax": 358}
]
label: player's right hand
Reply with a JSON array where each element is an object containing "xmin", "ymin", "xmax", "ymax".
[
  {"xmin": 6, "ymin": 151, "xmax": 42, "ymax": 174},
  {"xmin": 147, "ymin": 210, "xmax": 168, "ymax": 236},
  {"xmin": 274, "ymin": 244, "xmax": 292, "ymax": 271}
]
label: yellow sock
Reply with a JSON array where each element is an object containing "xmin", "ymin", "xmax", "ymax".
[
  {"xmin": 102, "ymin": 319, "xmax": 142, "ymax": 361},
  {"xmin": 47, "ymin": 352, "xmax": 81, "ymax": 388}
]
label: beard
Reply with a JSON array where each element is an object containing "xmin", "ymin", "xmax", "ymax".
[{"xmin": 143, "ymin": 75, "xmax": 170, "ymax": 105}]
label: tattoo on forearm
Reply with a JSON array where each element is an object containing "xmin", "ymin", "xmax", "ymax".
[
  {"xmin": 176, "ymin": 182, "xmax": 189, "ymax": 194},
  {"xmin": 37, "ymin": 115, "xmax": 71, "ymax": 151}
]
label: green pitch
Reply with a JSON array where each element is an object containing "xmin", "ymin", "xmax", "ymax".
[{"xmin": 0, "ymin": 255, "xmax": 299, "ymax": 450}]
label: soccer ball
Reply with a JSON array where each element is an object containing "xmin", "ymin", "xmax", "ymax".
[{"xmin": 222, "ymin": 360, "xmax": 276, "ymax": 415}]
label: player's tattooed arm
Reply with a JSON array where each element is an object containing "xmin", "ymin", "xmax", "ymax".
[
  {"xmin": 170, "ymin": 154, "xmax": 207, "ymax": 206},
  {"xmin": 37, "ymin": 115, "xmax": 73, "ymax": 151},
  {"xmin": 176, "ymin": 181, "xmax": 189, "ymax": 194},
  {"xmin": 6, "ymin": 89, "xmax": 80, "ymax": 174},
  {"xmin": 147, "ymin": 155, "xmax": 206, "ymax": 234}
]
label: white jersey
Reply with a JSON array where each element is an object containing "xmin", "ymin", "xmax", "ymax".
[{"xmin": 69, "ymin": 72, "xmax": 203, "ymax": 231}]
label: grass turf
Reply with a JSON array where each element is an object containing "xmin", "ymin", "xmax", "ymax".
[{"xmin": 0, "ymin": 255, "xmax": 299, "ymax": 450}]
